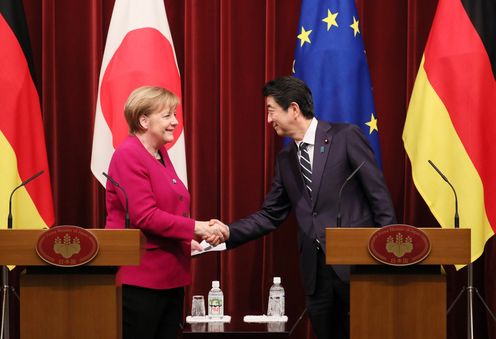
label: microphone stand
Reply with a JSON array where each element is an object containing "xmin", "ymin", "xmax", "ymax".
[
  {"xmin": 0, "ymin": 266, "xmax": 8, "ymax": 339},
  {"xmin": 336, "ymin": 161, "xmax": 365, "ymax": 227},
  {"xmin": 0, "ymin": 266, "xmax": 18, "ymax": 339},
  {"xmin": 447, "ymin": 263, "xmax": 496, "ymax": 339},
  {"xmin": 428, "ymin": 160, "xmax": 496, "ymax": 339},
  {"xmin": 103, "ymin": 172, "xmax": 130, "ymax": 229},
  {"xmin": 2, "ymin": 171, "xmax": 44, "ymax": 339}
]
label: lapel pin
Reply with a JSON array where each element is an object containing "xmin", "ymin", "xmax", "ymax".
[
  {"xmin": 324, "ymin": 138, "xmax": 329, "ymax": 144},
  {"xmin": 172, "ymin": 179, "xmax": 177, "ymax": 184}
]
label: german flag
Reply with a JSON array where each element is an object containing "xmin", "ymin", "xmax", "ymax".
[
  {"xmin": 403, "ymin": 0, "xmax": 495, "ymax": 264},
  {"xmin": 0, "ymin": 1, "xmax": 54, "ymax": 229}
]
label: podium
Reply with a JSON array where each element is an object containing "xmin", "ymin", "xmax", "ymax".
[
  {"xmin": 326, "ymin": 227, "xmax": 470, "ymax": 339},
  {"xmin": 0, "ymin": 228, "xmax": 142, "ymax": 339}
]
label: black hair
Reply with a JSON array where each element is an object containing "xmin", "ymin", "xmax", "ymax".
[{"xmin": 263, "ymin": 76, "xmax": 314, "ymax": 119}]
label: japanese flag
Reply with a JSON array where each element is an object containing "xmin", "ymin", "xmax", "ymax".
[{"xmin": 91, "ymin": 0, "xmax": 187, "ymax": 186}]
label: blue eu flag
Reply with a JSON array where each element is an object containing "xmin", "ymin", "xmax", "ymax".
[{"xmin": 293, "ymin": 0, "xmax": 382, "ymax": 166}]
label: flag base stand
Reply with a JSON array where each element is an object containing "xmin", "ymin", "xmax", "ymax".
[
  {"xmin": 447, "ymin": 263, "xmax": 496, "ymax": 339},
  {"xmin": 1, "ymin": 266, "xmax": 19, "ymax": 339}
]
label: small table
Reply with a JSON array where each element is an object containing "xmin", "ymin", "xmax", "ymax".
[{"xmin": 182, "ymin": 309, "xmax": 307, "ymax": 338}]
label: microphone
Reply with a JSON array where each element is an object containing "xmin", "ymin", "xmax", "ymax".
[
  {"xmin": 8, "ymin": 170, "xmax": 44, "ymax": 229},
  {"xmin": 428, "ymin": 160, "xmax": 459, "ymax": 228},
  {"xmin": 103, "ymin": 172, "xmax": 130, "ymax": 229},
  {"xmin": 336, "ymin": 161, "xmax": 365, "ymax": 227}
]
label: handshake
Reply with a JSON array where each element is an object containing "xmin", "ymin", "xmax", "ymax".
[{"xmin": 193, "ymin": 219, "xmax": 229, "ymax": 248}]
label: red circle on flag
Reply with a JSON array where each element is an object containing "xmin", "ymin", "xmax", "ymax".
[
  {"xmin": 36, "ymin": 225, "xmax": 99, "ymax": 267},
  {"xmin": 100, "ymin": 27, "xmax": 183, "ymax": 149}
]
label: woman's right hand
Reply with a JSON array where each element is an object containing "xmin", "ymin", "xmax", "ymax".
[
  {"xmin": 194, "ymin": 220, "xmax": 227, "ymax": 246},
  {"xmin": 191, "ymin": 239, "xmax": 203, "ymax": 252}
]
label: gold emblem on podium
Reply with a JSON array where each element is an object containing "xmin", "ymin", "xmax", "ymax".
[
  {"xmin": 36, "ymin": 225, "xmax": 99, "ymax": 267},
  {"xmin": 385, "ymin": 233, "xmax": 413, "ymax": 258},
  {"xmin": 53, "ymin": 233, "xmax": 81, "ymax": 258},
  {"xmin": 368, "ymin": 224, "xmax": 431, "ymax": 266}
]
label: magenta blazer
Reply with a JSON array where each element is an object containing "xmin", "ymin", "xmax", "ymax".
[{"xmin": 105, "ymin": 135, "xmax": 194, "ymax": 290}]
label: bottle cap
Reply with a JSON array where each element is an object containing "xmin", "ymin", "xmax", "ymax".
[
  {"xmin": 212, "ymin": 280, "xmax": 220, "ymax": 288},
  {"xmin": 273, "ymin": 277, "xmax": 281, "ymax": 284}
]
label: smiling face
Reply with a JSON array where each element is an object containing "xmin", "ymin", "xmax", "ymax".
[
  {"xmin": 140, "ymin": 104, "xmax": 178, "ymax": 146},
  {"xmin": 266, "ymin": 95, "xmax": 295, "ymax": 137}
]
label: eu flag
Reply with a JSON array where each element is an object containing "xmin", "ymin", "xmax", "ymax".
[{"xmin": 293, "ymin": 0, "xmax": 382, "ymax": 166}]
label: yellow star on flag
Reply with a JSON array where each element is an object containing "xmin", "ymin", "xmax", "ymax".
[
  {"xmin": 365, "ymin": 113, "xmax": 378, "ymax": 134},
  {"xmin": 322, "ymin": 9, "xmax": 338, "ymax": 31},
  {"xmin": 350, "ymin": 16, "xmax": 360, "ymax": 37},
  {"xmin": 297, "ymin": 26, "xmax": 312, "ymax": 47}
]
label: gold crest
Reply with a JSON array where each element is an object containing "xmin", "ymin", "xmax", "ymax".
[
  {"xmin": 53, "ymin": 233, "xmax": 81, "ymax": 259},
  {"xmin": 385, "ymin": 233, "xmax": 413, "ymax": 258}
]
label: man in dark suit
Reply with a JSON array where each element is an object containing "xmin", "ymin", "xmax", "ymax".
[{"xmin": 220, "ymin": 76, "xmax": 396, "ymax": 339}]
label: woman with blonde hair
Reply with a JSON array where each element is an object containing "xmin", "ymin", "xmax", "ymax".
[{"xmin": 105, "ymin": 86, "xmax": 227, "ymax": 339}]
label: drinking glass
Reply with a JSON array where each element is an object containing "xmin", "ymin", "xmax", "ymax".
[{"xmin": 191, "ymin": 295, "xmax": 206, "ymax": 317}]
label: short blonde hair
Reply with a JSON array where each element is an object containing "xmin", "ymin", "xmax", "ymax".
[{"xmin": 124, "ymin": 86, "xmax": 180, "ymax": 134}]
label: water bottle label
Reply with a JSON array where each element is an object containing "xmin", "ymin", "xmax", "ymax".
[
  {"xmin": 268, "ymin": 295, "xmax": 285, "ymax": 316},
  {"xmin": 209, "ymin": 298, "xmax": 223, "ymax": 316}
]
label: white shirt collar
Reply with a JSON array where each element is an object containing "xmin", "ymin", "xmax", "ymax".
[{"xmin": 295, "ymin": 117, "xmax": 318, "ymax": 149}]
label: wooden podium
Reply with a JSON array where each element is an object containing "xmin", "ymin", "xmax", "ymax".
[
  {"xmin": 0, "ymin": 228, "xmax": 142, "ymax": 339},
  {"xmin": 326, "ymin": 227, "xmax": 470, "ymax": 339}
]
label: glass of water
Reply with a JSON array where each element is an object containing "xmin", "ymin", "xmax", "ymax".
[{"xmin": 191, "ymin": 295, "xmax": 206, "ymax": 317}]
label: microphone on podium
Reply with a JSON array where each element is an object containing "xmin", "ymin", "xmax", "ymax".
[
  {"xmin": 428, "ymin": 160, "xmax": 459, "ymax": 228},
  {"xmin": 336, "ymin": 161, "xmax": 365, "ymax": 227},
  {"xmin": 103, "ymin": 172, "xmax": 130, "ymax": 229},
  {"xmin": 8, "ymin": 170, "xmax": 45, "ymax": 229}
]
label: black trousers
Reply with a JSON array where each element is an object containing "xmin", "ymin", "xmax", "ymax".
[
  {"xmin": 305, "ymin": 250, "xmax": 350, "ymax": 339},
  {"xmin": 122, "ymin": 284, "xmax": 184, "ymax": 339}
]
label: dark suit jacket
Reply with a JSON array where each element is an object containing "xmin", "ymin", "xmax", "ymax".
[{"xmin": 227, "ymin": 122, "xmax": 396, "ymax": 295}]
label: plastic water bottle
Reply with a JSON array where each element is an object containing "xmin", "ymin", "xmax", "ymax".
[
  {"xmin": 267, "ymin": 277, "xmax": 285, "ymax": 316},
  {"xmin": 208, "ymin": 280, "xmax": 224, "ymax": 318}
]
